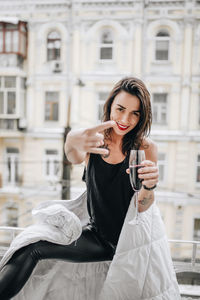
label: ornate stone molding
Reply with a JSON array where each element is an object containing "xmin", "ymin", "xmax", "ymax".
[
  {"xmin": 133, "ymin": 18, "xmax": 144, "ymax": 26},
  {"xmin": 119, "ymin": 21, "xmax": 133, "ymax": 33},
  {"xmin": 83, "ymin": 19, "xmax": 129, "ymax": 42},
  {"xmin": 78, "ymin": 0, "xmax": 135, "ymax": 9},
  {"xmin": 146, "ymin": 0, "xmax": 185, "ymax": 7},
  {"xmin": 183, "ymin": 16, "xmax": 195, "ymax": 27},
  {"xmin": 0, "ymin": 0, "xmax": 70, "ymax": 13},
  {"xmin": 37, "ymin": 22, "xmax": 69, "ymax": 43},
  {"xmin": 146, "ymin": 18, "xmax": 182, "ymax": 41}
]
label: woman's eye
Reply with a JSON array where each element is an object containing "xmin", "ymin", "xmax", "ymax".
[
  {"xmin": 117, "ymin": 108, "xmax": 123, "ymax": 112},
  {"xmin": 133, "ymin": 112, "xmax": 140, "ymax": 117}
]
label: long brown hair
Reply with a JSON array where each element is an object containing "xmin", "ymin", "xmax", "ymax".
[{"xmin": 103, "ymin": 77, "xmax": 152, "ymax": 154}]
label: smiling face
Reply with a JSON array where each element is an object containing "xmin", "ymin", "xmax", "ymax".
[{"xmin": 110, "ymin": 90, "xmax": 141, "ymax": 137}]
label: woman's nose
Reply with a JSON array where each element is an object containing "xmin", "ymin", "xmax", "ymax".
[{"xmin": 121, "ymin": 114, "xmax": 129, "ymax": 124}]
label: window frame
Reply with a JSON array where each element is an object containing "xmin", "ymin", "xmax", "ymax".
[
  {"xmin": 0, "ymin": 76, "xmax": 26, "ymax": 120},
  {"xmin": 193, "ymin": 218, "xmax": 200, "ymax": 241},
  {"xmin": 154, "ymin": 30, "xmax": 170, "ymax": 62},
  {"xmin": 97, "ymin": 91, "xmax": 109, "ymax": 122},
  {"xmin": 47, "ymin": 31, "xmax": 61, "ymax": 62},
  {"xmin": 44, "ymin": 91, "xmax": 59, "ymax": 122},
  {"xmin": 3, "ymin": 202, "xmax": 19, "ymax": 227},
  {"xmin": 4, "ymin": 147, "xmax": 20, "ymax": 186},
  {"xmin": 158, "ymin": 152, "xmax": 167, "ymax": 184},
  {"xmin": 44, "ymin": 149, "xmax": 60, "ymax": 180},
  {"xmin": 99, "ymin": 29, "xmax": 114, "ymax": 62},
  {"xmin": 0, "ymin": 21, "xmax": 27, "ymax": 58},
  {"xmin": 152, "ymin": 93, "xmax": 168, "ymax": 125},
  {"xmin": 198, "ymin": 95, "xmax": 200, "ymax": 127},
  {"xmin": 196, "ymin": 154, "xmax": 200, "ymax": 185}
]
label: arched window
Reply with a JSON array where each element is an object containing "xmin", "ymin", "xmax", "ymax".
[
  {"xmin": 99, "ymin": 29, "xmax": 113, "ymax": 60},
  {"xmin": 47, "ymin": 31, "xmax": 61, "ymax": 61},
  {"xmin": 155, "ymin": 30, "xmax": 170, "ymax": 61}
]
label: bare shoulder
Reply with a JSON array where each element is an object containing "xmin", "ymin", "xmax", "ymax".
[
  {"xmin": 141, "ymin": 137, "xmax": 157, "ymax": 151},
  {"xmin": 140, "ymin": 137, "xmax": 158, "ymax": 163}
]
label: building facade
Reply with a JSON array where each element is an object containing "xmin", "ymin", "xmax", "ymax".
[{"xmin": 0, "ymin": 0, "xmax": 199, "ymax": 258}]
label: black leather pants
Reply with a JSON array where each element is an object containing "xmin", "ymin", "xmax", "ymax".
[{"xmin": 0, "ymin": 225, "xmax": 115, "ymax": 300}]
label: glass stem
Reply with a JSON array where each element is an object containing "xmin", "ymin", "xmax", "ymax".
[{"xmin": 135, "ymin": 191, "xmax": 139, "ymax": 225}]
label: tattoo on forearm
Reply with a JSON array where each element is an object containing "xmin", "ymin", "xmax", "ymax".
[{"xmin": 139, "ymin": 194, "xmax": 153, "ymax": 206}]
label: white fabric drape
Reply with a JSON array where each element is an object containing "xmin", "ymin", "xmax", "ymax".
[
  {"xmin": 99, "ymin": 197, "xmax": 181, "ymax": 300},
  {"xmin": 0, "ymin": 192, "xmax": 181, "ymax": 300}
]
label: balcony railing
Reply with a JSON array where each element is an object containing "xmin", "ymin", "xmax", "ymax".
[
  {"xmin": 0, "ymin": 119, "xmax": 18, "ymax": 130},
  {"xmin": 169, "ymin": 239, "xmax": 200, "ymax": 273}
]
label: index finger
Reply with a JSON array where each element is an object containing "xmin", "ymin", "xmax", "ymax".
[{"xmin": 90, "ymin": 121, "xmax": 115, "ymax": 134}]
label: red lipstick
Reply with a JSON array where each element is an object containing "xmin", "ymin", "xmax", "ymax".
[{"xmin": 116, "ymin": 122, "xmax": 129, "ymax": 131}]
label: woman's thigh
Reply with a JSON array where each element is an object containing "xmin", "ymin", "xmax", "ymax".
[
  {"xmin": 11, "ymin": 225, "xmax": 113, "ymax": 264},
  {"xmin": 0, "ymin": 225, "xmax": 113, "ymax": 299}
]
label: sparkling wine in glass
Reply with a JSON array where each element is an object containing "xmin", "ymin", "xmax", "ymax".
[{"xmin": 129, "ymin": 150, "xmax": 145, "ymax": 225}]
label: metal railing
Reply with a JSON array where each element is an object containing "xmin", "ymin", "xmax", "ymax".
[
  {"xmin": 169, "ymin": 239, "xmax": 200, "ymax": 273},
  {"xmin": 0, "ymin": 226, "xmax": 24, "ymax": 239}
]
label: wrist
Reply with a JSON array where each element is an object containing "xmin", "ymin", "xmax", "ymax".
[{"xmin": 143, "ymin": 184, "xmax": 157, "ymax": 191}]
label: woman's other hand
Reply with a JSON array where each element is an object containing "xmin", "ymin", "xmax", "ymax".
[
  {"xmin": 126, "ymin": 159, "xmax": 158, "ymax": 189},
  {"xmin": 138, "ymin": 160, "xmax": 158, "ymax": 189}
]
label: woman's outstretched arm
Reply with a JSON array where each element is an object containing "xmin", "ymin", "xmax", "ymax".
[{"xmin": 64, "ymin": 121, "xmax": 115, "ymax": 164}]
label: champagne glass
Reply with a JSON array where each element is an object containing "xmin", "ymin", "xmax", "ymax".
[{"xmin": 129, "ymin": 150, "xmax": 145, "ymax": 225}]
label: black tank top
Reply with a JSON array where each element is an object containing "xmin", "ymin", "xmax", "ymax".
[{"xmin": 86, "ymin": 153, "xmax": 134, "ymax": 246}]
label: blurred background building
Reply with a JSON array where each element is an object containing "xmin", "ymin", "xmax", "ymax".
[{"xmin": 0, "ymin": 0, "xmax": 199, "ymax": 267}]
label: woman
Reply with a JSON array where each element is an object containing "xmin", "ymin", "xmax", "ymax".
[{"xmin": 0, "ymin": 77, "xmax": 158, "ymax": 299}]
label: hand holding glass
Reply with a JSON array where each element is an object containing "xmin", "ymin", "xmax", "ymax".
[{"xmin": 129, "ymin": 150, "xmax": 145, "ymax": 225}]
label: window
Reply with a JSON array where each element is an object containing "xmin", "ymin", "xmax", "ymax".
[
  {"xmin": 193, "ymin": 218, "xmax": 200, "ymax": 241},
  {"xmin": 97, "ymin": 92, "xmax": 109, "ymax": 121},
  {"xmin": 45, "ymin": 91, "xmax": 59, "ymax": 121},
  {"xmin": 0, "ymin": 119, "xmax": 17, "ymax": 130},
  {"xmin": 158, "ymin": 153, "xmax": 166, "ymax": 182},
  {"xmin": 0, "ymin": 76, "xmax": 16, "ymax": 115},
  {"xmin": 196, "ymin": 154, "xmax": 200, "ymax": 183},
  {"xmin": 45, "ymin": 149, "xmax": 59, "ymax": 179},
  {"xmin": 199, "ymin": 95, "xmax": 200, "ymax": 126},
  {"xmin": 0, "ymin": 21, "xmax": 27, "ymax": 58},
  {"xmin": 155, "ymin": 30, "xmax": 170, "ymax": 61},
  {"xmin": 0, "ymin": 76, "xmax": 26, "ymax": 130},
  {"xmin": 152, "ymin": 93, "xmax": 168, "ymax": 125},
  {"xmin": 47, "ymin": 31, "xmax": 61, "ymax": 61},
  {"xmin": 4, "ymin": 202, "xmax": 18, "ymax": 227},
  {"xmin": 99, "ymin": 30, "xmax": 113, "ymax": 60},
  {"xmin": 5, "ymin": 147, "xmax": 19, "ymax": 185}
]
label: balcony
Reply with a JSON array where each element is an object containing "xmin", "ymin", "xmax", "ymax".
[
  {"xmin": 0, "ymin": 118, "xmax": 27, "ymax": 131},
  {"xmin": 0, "ymin": 226, "xmax": 199, "ymax": 299},
  {"xmin": 0, "ymin": 118, "xmax": 18, "ymax": 130},
  {"xmin": 0, "ymin": 21, "xmax": 27, "ymax": 59}
]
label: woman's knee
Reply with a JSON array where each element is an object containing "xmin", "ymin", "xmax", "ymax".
[{"xmin": 10, "ymin": 241, "xmax": 47, "ymax": 264}]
